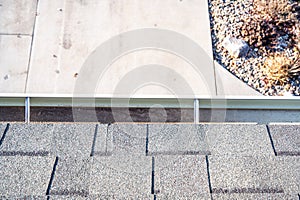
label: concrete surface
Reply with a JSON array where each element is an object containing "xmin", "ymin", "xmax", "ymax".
[
  {"xmin": 26, "ymin": 0, "xmax": 215, "ymax": 96},
  {"xmin": 0, "ymin": 35, "xmax": 32, "ymax": 93},
  {"xmin": 215, "ymin": 61, "xmax": 263, "ymax": 96},
  {"xmin": 0, "ymin": 0, "xmax": 37, "ymax": 34},
  {"xmin": 0, "ymin": 0, "xmax": 272, "ymax": 97}
]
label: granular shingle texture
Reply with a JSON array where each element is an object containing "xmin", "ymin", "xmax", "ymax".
[
  {"xmin": 0, "ymin": 156, "xmax": 55, "ymax": 196},
  {"xmin": 268, "ymin": 124, "xmax": 300, "ymax": 156},
  {"xmin": 154, "ymin": 155, "xmax": 210, "ymax": 196},
  {"xmin": 206, "ymin": 124, "xmax": 274, "ymax": 156},
  {"xmin": 89, "ymin": 155, "xmax": 152, "ymax": 196},
  {"xmin": 208, "ymin": 155, "xmax": 299, "ymax": 195},
  {"xmin": 212, "ymin": 193, "xmax": 299, "ymax": 200},
  {"xmin": 49, "ymin": 157, "xmax": 91, "ymax": 197},
  {"xmin": 52, "ymin": 124, "xmax": 96, "ymax": 157},
  {"xmin": 93, "ymin": 124, "xmax": 110, "ymax": 156},
  {"xmin": 0, "ymin": 123, "xmax": 53, "ymax": 156},
  {"xmin": 148, "ymin": 124, "xmax": 208, "ymax": 155},
  {"xmin": 0, "ymin": 123, "xmax": 299, "ymax": 199},
  {"xmin": 106, "ymin": 124, "xmax": 147, "ymax": 155}
]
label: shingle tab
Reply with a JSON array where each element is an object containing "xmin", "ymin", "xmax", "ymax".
[
  {"xmin": 100, "ymin": 124, "xmax": 147, "ymax": 155},
  {"xmin": 49, "ymin": 157, "xmax": 91, "ymax": 197},
  {"xmin": 0, "ymin": 196, "xmax": 46, "ymax": 200},
  {"xmin": 0, "ymin": 123, "xmax": 7, "ymax": 142},
  {"xmin": 92, "ymin": 124, "xmax": 109, "ymax": 155},
  {"xmin": 154, "ymin": 155, "xmax": 210, "ymax": 196},
  {"xmin": 0, "ymin": 156, "xmax": 55, "ymax": 196},
  {"xmin": 208, "ymin": 156, "xmax": 288, "ymax": 194},
  {"xmin": 268, "ymin": 124, "xmax": 300, "ymax": 156},
  {"xmin": 0, "ymin": 123, "xmax": 54, "ymax": 156},
  {"xmin": 50, "ymin": 194, "xmax": 154, "ymax": 199},
  {"xmin": 212, "ymin": 193, "xmax": 299, "ymax": 200},
  {"xmin": 276, "ymin": 157, "xmax": 300, "ymax": 194},
  {"xmin": 53, "ymin": 124, "xmax": 96, "ymax": 157},
  {"xmin": 89, "ymin": 155, "xmax": 152, "ymax": 196},
  {"xmin": 155, "ymin": 194, "xmax": 211, "ymax": 200},
  {"xmin": 206, "ymin": 124, "xmax": 274, "ymax": 156},
  {"xmin": 148, "ymin": 124, "xmax": 208, "ymax": 155}
]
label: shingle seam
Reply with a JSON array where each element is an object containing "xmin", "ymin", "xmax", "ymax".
[
  {"xmin": 90, "ymin": 124, "xmax": 98, "ymax": 157},
  {"xmin": 277, "ymin": 151, "xmax": 300, "ymax": 156},
  {"xmin": 46, "ymin": 156, "xmax": 59, "ymax": 196},
  {"xmin": 205, "ymin": 155, "xmax": 213, "ymax": 194},
  {"xmin": 0, "ymin": 151, "xmax": 49, "ymax": 156},
  {"xmin": 211, "ymin": 187, "xmax": 284, "ymax": 193},
  {"xmin": 266, "ymin": 125, "xmax": 278, "ymax": 156},
  {"xmin": 49, "ymin": 189, "xmax": 89, "ymax": 197},
  {"xmin": 0, "ymin": 123, "xmax": 10, "ymax": 147},
  {"xmin": 105, "ymin": 123, "xmax": 112, "ymax": 154},
  {"xmin": 151, "ymin": 156, "xmax": 155, "ymax": 194},
  {"xmin": 146, "ymin": 124, "xmax": 149, "ymax": 156},
  {"xmin": 93, "ymin": 151, "xmax": 112, "ymax": 156},
  {"xmin": 148, "ymin": 150, "xmax": 211, "ymax": 156}
]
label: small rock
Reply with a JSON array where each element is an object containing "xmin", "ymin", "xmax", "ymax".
[{"xmin": 222, "ymin": 37, "xmax": 249, "ymax": 58}]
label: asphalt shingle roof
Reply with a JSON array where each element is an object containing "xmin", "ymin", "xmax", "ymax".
[{"xmin": 0, "ymin": 122, "xmax": 299, "ymax": 199}]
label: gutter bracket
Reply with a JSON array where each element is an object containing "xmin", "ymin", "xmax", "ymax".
[
  {"xmin": 194, "ymin": 99, "xmax": 199, "ymax": 124},
  {"xmin": 25, "ymin": 97, "xmax": 30, "ymax": 123}
]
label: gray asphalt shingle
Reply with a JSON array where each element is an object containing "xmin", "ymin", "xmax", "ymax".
[
  {"xmin": 53, "ymin": 124, "xmax": 96, "ymax": 157},
  {"xmin": 212, "ymin": 193, "xmax": 299, "ymax": 200},
  {"xmin": 89, "ymin": 155, "xmax": 152, "ymax": 196},
  {"xmin": 268, "ymin": 124, "xmax": 300, "ymax": 156},
  {"xmin": 206, "ymin": 124, "xmax": 274, "ymax": 156},
  {"xmin": 155, "ymin": 194, "xmax": 211, "ymax": 200},
  {"xmin": 276, "ymin": 156, "xmax": 300, "ymax": 194},
  {"xmin": 92, "ymin": 124, "xmax": 110, "ymax": 156},
  {"xmin": 0, "ymin": 196, "xmax": 46, "ymax": 200},
  {"xmin": 148, "ymin": 124, "xmax": 208, "ymax": 155},
  {"xmin": 105, "ymin": 124, "xmax": 147, "ymax": 155},
  {"xmin": 0, "ymin": 123, "xmax": 53, "ymax": 156},
  {"xmin": 49, "ymin": 157, "xmax": 91, "ymax": 197},
  {"xmin": 0, "ymin": 156, "xmax": 55, "ymax": 196},
  {"xmin": 50, "ymin": 194, "xmax": 154, "ymax": 199},
  {"xmin": 0, "ymin": 123, "xmax": 7, "ymax": 135},
  {"xmin": 208, "ymin": 155, "xmax": 299, "ymax": 195},
  {"xmin": 0, "ymin": 122, "xmax": 299, "ymax": 199},
  {"xmin": 154, "ymin": 155, "xmax": 210, "ymax": 196}
]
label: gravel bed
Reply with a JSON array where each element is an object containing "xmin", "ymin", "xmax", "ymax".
[{"xmin": 209, "ymin": 0, "xmax": 300, "ymax": 96}]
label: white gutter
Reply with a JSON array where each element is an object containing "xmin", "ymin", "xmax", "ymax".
[{"xmin": 0, "ymin": 96, "xmax": 299, "ymax": 109}]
